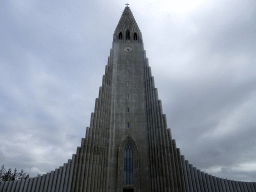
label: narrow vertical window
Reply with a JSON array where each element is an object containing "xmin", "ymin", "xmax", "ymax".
[
  {"xmin": 127, "ymin": 123, "xmax": 130, "ymax": 128},
  {"xmin": 127, "ymin": 107, "xmax": 129, "ymax": 112},
  {"xmin": 119, "ymin": 32, "xmax": 122, "ymax": 39},
  {"xmin": 127, "ymin": 70, "xmax": 129, "ymax": 74},
  {"xmin": 127, "ymin": 81, "xmax": 130, "ymax": 86},
  {"xmin": 124, "ymin": 143, "xmax": 133, "ymax": 184},
  {"xmin": 126, "ymin": 30, "xmax": 130, "ymax": 40},
  {"xmin": 134, "ymin": 33, "xmax": 137, "ymax": 40},
  {"xmin": 127, "ymin": 94, "xmax": 129, "ymax": 99}
]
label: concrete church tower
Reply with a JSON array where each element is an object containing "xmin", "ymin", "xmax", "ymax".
[
  {"xmin": 71, "ymin": 5, "xmax": 186, "ymax": 191},
  {"xmin": 70, "ymin": 5, "xmax": 185, "ymax": 192},
  {"xmin": 1, "ymin": 5, "xmax": 256, "ymax": 192}
]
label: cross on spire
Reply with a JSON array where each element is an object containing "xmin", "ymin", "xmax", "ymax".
[{"xmin": 125, "ymin": 3, "xmax": 129, "ymax": 7}]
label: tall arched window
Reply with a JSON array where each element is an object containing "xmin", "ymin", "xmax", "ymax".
[
  {"xmin": 134, "ymin": 33, "xmax": 137, "ymax": 40},
  {"xmin": 126, "ymin": 30, "xmax": 130, "ymax": 40},
  {"xmin": 119, "ymin": 32, "xmax": 122, "ymax": 40},
  {"xmin": 124, "ymin": 143, "xmax": 133, "ymax": 184}
]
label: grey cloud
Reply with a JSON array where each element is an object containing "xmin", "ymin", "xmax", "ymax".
[{"xmin": 1, "ymin": 0, "xmax": 256, "ymax": 182}]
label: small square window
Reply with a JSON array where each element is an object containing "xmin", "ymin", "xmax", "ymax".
[
  {"xmin": 127, "ymin": 94, "xmax": 129, "ymax": 99},
  {"xmin": 127, "ymin": 81, "xmax": 130, "ymax": 86}
]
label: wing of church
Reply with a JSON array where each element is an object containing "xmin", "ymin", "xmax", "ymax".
[{"xmin": 1, "ymin": 5, "xmax": 256, "ymax": 192}]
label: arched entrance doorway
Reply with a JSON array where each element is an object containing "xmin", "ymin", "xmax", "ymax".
[{"xmin": 123, "ymin": 189, "xmax": 134, "ymax": 192}]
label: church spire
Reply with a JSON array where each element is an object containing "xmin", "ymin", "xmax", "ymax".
[{"xmin": 114, "ymin": 6, "xmax": 142, "ymax": 42}]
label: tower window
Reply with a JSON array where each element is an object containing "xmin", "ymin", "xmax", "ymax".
[
  {"xmin": 127, "ymin": 81, "xmax": 130, "ymax": 86},
  {"xmin": 119, "ymin": 32, "xmax": 122, "ymax": 40},
  {"xmin": 127, "ymin": 123, "xmax": 130, "ymax": 128},
  {"xmin": 127, "ymin": 70, "xmax": 129, "ymax": 74},
  {"xmin": 126, "ymin": 30, "xmax": 130, "ymax": 40},
  {"xmin": 127, "ymin": 107, "xmax": 129, "ymax": 112},
  {"xmin": 127, "ymin": 94, "xmax": 129, "ymax": 99},
  {"xmin": 124, "ymin": 143, "xmax": 133, "ymax": 184},
  {"xmin": 134, "ymin": 33, "xmax": 137, "ymax": 40}
]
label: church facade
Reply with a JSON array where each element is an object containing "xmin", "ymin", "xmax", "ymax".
[{"xmin": 1, "ymin": 6, "xmax": 256, "ymax": 192}]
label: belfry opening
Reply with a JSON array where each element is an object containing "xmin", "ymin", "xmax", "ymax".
[
  {"xmin": 119, "ymin": 32, "xmax": 122, "ymax": 39},
  {"xmin": 134, "ymin": 33, "xmax": 137, "ymax": 40},
  {"xmin": 126, "ymin": 30, "xmax": 130, "ymax": 40}
]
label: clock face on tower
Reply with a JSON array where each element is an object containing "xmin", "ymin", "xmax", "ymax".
[{"xmin": 124, "ymin": 47, "xmax": 132, "ymax": 53}]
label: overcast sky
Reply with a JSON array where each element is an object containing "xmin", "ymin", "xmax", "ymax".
[{"xmin": 1, "ymin": 0, "xmax": 256, "ymax": 182}]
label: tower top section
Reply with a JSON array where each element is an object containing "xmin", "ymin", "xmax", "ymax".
[{"xmin": 114, "ymin": 6, "xmax": 142, "ymax": 43}]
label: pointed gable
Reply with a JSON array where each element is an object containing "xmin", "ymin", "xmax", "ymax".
[{"xmin": 114, "ymin": 6, "xmax": 142, "ymax": 42}]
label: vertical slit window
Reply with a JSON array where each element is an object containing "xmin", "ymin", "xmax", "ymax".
[
  {"xmin": 119, "ymin": 32, "xmax": 122, "ymax": 39},
  {"xmin": 134, "ymin": 33, "xmax": 137, "ymax": 40},
  {"xmin": 127, "ymin": 94, "xmax": 129, "ymax": 99},
  {"xmin": 124, "ymin": 143, "xmax": 133, "ymax": 184},
  {"xmin": 127, "ymin": 70, "xmax": 129, "ymax": 74},
  {"xmin": 127, "ymin": 123, "xmax": 130, "ymax": 128},
  {"xmin": 126, "ymin": 30, "xmax": 130, "ymax": 40},
  {"xmin": 127, "ymin": 81, "xmax": 130, "ymax": 86},
  {"xmin": 127, "ymin": 107, "xmax": 129, "ymax": 112}
]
